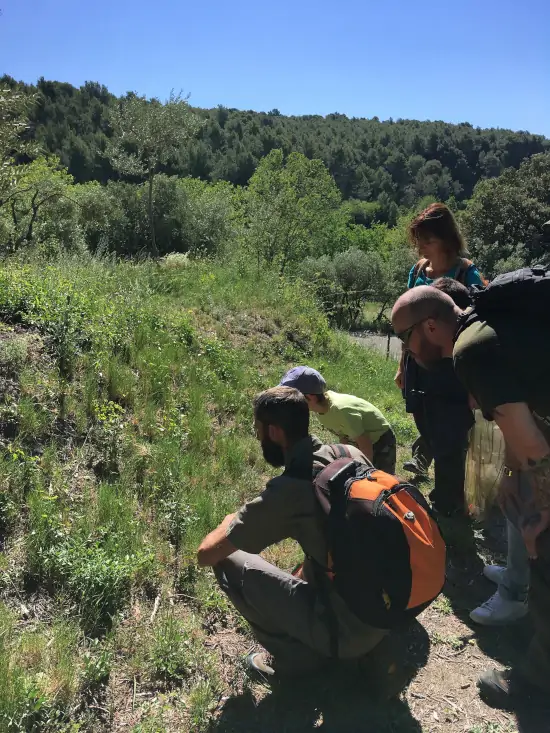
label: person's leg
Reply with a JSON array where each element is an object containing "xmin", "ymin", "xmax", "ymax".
[
  {"xmin": 500, "ymin": 521, "xmax": 530, "ymax": 601},
  {"xmin": 478, "ymin": 470, "xmax": 550, "ymax": 708},
  {"xmin": 411, "ymin": 434, "xmax": 432, "ymax": 472},
  {"xmin": 424, "ymin": 399, "xmax": 473, "ymax": 515},
  {"xmin": 404, "ymin": 412, "xmax": 432, "ymax": 476},
  {"xmin": 214, "ymin": 550, "xmax": 330, "ymax": 673},
  {"xmin": 372, "ymin": 430, "xmax": 397, "ymax": 474},
  {"xmin": 520, "ymin": 528, "xmax": 550, "ymax": 691},
  {"xmin": 430, "ymin": 442, "xmax": 468, "ymax": 515},
  {"xmin": 470, "ymin": 520, "xmax": 529, "ymax": 625}
]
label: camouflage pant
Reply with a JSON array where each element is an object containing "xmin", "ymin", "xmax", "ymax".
[{"xmin": 372, "ymin": 429, "xmax": 397, "ymax": 475}]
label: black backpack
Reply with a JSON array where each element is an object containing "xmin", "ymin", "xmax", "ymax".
[{"xmin": 463, "ymin": 266, "xmax": 550, "ymax": 328}]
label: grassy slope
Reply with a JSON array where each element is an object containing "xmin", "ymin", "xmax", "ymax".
[{"xmin": 0, "ymin": 254, "xmax": 414, "ymax": 731}]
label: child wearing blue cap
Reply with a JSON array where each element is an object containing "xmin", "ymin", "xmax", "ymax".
[{"xmin": 280, "ymin": 366, "xmax": 396, "ymax": 474}]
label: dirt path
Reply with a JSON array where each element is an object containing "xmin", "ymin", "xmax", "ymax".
[
  {"xmin": 351, "ymin": 330, "xmax": 401, "ymax": 360},
  {"xmin": 202, "ymin": 518, "xmax": 546, "ymax": 733}
]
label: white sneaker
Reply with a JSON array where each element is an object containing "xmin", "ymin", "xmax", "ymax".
[
  {"xmin": 483, "ymin": 564, "xmax": 507, "ymax": 585},
  {"xmin": 470, "ymin": 590, "xmax": 528, "ymax": 626}
]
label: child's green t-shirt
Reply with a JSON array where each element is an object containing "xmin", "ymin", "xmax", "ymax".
[{"xmin": 317, "ymin": 390, "xmax": 390, "ymax": 444}]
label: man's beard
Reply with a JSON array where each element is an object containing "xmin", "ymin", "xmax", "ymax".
[
  {"xmin": 261, "ymin": 437, "xmax": 285, "ymax": 467},
  {"xmin": 414, "ymin": 333, "xmax": 444, "ymax": 369}
]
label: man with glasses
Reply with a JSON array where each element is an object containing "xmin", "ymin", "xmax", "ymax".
[
  {"xmin": 391, "ymin": 284, "xmax": 550, "ymax": 711},
  {"xmin": 399, "ymin": 278, "xmax": 474, "ymax": 517}
]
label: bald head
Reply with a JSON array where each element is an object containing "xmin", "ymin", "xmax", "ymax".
[{"xmin": 391, "ymin": 285, "xmax": 458, "ymax": 333}]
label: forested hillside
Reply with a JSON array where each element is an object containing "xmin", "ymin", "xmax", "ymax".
[
  {"xmin": 3, "ymin": 75, "xmax": 548, "ymax": 224},
  {"xmin": 2, "ymin": 67, "xmax": 550, "ymax": 733}
]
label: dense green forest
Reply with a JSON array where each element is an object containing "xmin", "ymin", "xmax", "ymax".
[
  {"xmin": 2, "ymin": 75, "xmax": 549, "ymax": 225},
  {"xmin": 1, "ymin": 77, "xmax": 550, "ymax": 330}
]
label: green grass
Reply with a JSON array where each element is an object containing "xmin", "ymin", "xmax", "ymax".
[{"xmin": 0, "ymin": 251, "xmax": 415, "ymax": 731}]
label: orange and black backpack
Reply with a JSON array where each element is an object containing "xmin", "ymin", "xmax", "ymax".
[{"xmin": 313, "ymin": 447, "xmax": 446, "ymax": 631}]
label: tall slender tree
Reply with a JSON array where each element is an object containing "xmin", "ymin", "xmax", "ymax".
[{"xmin": 106, "ymin": 92, "xmax": 201, "ymax": 257}]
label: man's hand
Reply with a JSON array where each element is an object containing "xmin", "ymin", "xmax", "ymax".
[
  {"xmin": 395, "ymin": 351, "xmax": 406, "ymax": 390},
  {"xmin": 492, "ymin": 403, "xmax": 550, "ymax": 558},
  {"xmin": 197, "ymin": 514, "xmax": 237, "ymax": 567}
]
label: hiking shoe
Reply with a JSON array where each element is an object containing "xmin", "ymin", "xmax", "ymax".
[
  {"xmin": 470, "ymin": 590, "xmax": 528, "ymax": 626},
  {"xmin": 244, "ymin": 652, "xmax": 275, "ymax": 681},
  {"xmin": 483, "ymin": 564, "xmax": 507, "ymax": 586},
  {"xmin": 478, "ymin": 668, "xmax": 550, "ymax": 710},
  {"xmin": 403, "ymin": 460, "xmax": 429, "ymax": 481}
]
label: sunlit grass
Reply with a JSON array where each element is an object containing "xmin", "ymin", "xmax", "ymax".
[{"xmin": 0, "ymin": 252, "xmax": 415, "ymax": 730}]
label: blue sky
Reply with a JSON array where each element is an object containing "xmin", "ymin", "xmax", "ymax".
[{"xmin": 1, "ymin": 0, "xmax": 549, "ymax": 135}]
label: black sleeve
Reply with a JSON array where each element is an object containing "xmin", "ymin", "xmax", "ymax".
[{"xmin": 453, "ymin": 324, "xmax": 528, "ymax": 417}]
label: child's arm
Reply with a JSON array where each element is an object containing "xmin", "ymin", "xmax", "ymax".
[{"xmin": 354, "ymin": 433, "xmax": 374, "ymax": 462}]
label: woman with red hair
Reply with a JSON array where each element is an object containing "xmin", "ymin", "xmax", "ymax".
[{"xmin": 395, "ymin": 203, "xmax": 486, "ymax": 516}]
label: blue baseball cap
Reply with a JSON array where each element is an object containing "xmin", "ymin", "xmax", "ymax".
[{"xmin": 280, "ymin": 366, "xmax": 326, "ymax": 395}]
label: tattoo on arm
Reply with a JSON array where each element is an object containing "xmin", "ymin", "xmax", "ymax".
[{"xmin": 526, "ymin": 455, "xmax": 550, "ymax": 509}]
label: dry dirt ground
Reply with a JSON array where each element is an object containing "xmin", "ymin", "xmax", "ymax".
[
  {"xmin": 206, "ymin": 514, "xmax": 548, "ymax": 733},
  {"xmin": 108, "ymin": 512, "xmax": 549, "ymax": 733}
]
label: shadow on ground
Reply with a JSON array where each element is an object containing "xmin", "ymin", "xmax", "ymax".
[
  {"xmin": 210, "ymin": 621, "xmax": 430, "ymax": 733},
  {"xmin": 440, "ymin": 511, "xmax": 535, "ymax": 672}
]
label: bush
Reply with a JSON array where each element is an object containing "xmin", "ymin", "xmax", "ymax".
[
  {"xmin": 74, "ymin": 175, "xmax": 240, "ymax": 258},
  {"xmin": 301, "ymin": 247, "xmax": 383, "ymax": 328}
]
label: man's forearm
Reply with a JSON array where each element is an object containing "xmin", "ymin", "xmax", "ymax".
[
  {"xmin": 197, "ymin": 513, "xmax": 237, "ymax": 567},
  {"xmin": 493, "ymin": 403, "xmax": 550, "ymax": 467},
  {"xmin": 494, "ymin": 403, "xmax": 550, "ymax": 558}
]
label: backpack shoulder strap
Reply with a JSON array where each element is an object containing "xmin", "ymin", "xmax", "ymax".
[
  {"xmin": 312, "ymin": 444, "xmax": 352, "ymax": 478},
  {"xmin": 331, "ymin": 444, "xmax": 353, "ymax": 459},
  {"xmin": 455, "ymin": 258, "xmax": 473, "ymax": 285},
  {"xmin": 456, "ymin": 258, "xmax": 489, "ymax": 287},
  {"xmin": 411, "ymin": 258, "xmax": 428, "ymax": 287}
]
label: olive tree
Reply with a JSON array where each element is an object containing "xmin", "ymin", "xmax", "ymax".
[{"xmin": 106, "ymin": 91, "xmax": 202, "ymax": 257}]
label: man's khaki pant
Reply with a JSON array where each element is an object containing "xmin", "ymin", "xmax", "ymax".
[{"xmin": 215, "ymin": 550, "xmax": 386, "ymax": 672}]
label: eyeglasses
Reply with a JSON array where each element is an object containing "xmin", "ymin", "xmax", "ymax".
[{"xmin": 395, "ymin": 317, "xmax": 430, "ymax": 347}]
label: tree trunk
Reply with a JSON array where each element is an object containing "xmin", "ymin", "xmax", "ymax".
[
  {"xmin": 25, "ymin": 200, "xmax": 39, "ymax": 245},
  {"xmin": 147, "ymin": 170, "xmax": 159, "ymax": 258},
  {"xmin": 14, "ymin": 193, "xmax": 39, "ymax": 252}
]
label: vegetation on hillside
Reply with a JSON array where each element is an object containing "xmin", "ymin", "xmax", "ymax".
[
  {"xmin": 1, "ymin": 70, "xmax": 548, "ymax": 733},
  {"xmin": 0, "ymin": 254, "xmax": 411, "ymax": 731},
  {"xmin": 2, "ymin": 81, "xmax": 549, "ymax": 334},
  {"xmin": 2, "ymin": 75, "xmax": 549, "ymax": 225}
]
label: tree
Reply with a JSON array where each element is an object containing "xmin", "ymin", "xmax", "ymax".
[
  {"xmin": 106, "ymin": 91, "xmax": 201, "ymax": 257},
  {"xmin": 8, "ymin": 75, "xmax": 548, "ymax": 210},
  {"xmin": 0, "ymin": 156, "xmax": 74, "ymax": 252},
  {"xmin": 460, "ymin": 153, "xmax": 550, "ymax": 275},
  {"xmin": 245, "ymin": 150, "xmax": 345, "ymax": 273},
  {"xmin": 299, "ymin": 247, "xmax": 383, "ymax": 328},
  {"xmin": 0, "ymin": 85, "xmax": 38, "ymax": 206}
]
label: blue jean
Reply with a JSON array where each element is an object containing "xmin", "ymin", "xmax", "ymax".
[{"xmin": 498, "ymin": 520, "xmax": 530, "ymax": 603}]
